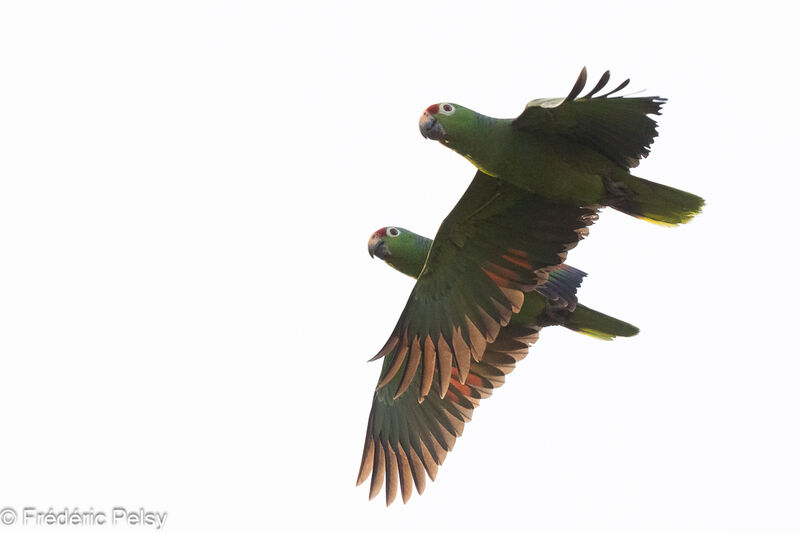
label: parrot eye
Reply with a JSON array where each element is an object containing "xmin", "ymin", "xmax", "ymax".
[
  {"xmin": 387, "ymin": 227, "xmax": 400, "ymax": 237},
  {"xmin": 440, "ymin": 103, "xmax": 455, "ymax": 115}
]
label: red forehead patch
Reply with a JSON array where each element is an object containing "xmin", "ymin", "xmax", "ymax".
[
  {"xmin": 426, "ymin": 103, "xmax": 440, "ymax": 114},
  {"xmin": 372, "ymin": 227, "xmax": 387, "ymax": 238}
]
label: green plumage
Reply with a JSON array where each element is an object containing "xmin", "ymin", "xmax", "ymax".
[{"xmin": 419, "ymin": 68, "xmax": 704, "ymax": 226}]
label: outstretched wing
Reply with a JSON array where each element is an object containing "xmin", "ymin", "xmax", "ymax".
[
  {"xmin": 371, "ymin": 171, "xmax": 596, "ymax": 401},
  {"xmin": 512, "ymin": 67, "xmax": 666, "ymax": 168},
  {"xmin": 357, "ymin": 323, "xmax": 539, "ymax": 505}
]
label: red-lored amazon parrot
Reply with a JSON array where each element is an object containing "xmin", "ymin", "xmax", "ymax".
[
  {"xmin": 418, "ymin": 67, "xmax": 704, "ymax": 226},
  {"xmin": 359, "ymin": 225, "xmax": 638, "ymax": 504}
]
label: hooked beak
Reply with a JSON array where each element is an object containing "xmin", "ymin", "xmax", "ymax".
[
  {"xmin": 368, "ymin": 236, "xmax": 390, "ymax": 260},
  {"xmin": 419, "ymin": 111, "xmax": 446, "ymax": 141}
]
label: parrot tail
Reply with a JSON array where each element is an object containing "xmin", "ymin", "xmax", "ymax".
[
  {"xmin": 563, "ymin": 304, "xmax": 639, "ymax": 340},
  {"xmin": 609, "ymin": 174, "xmax": 705, "ymax": 226}
]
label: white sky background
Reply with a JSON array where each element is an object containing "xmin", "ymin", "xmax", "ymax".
[{"xmin": 1, "ymin": 1, "xmax": 798, "ymax": 531}]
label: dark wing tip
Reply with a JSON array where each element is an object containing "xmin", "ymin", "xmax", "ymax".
[
  {"xmin": 599, "ymin": 77, "xmax": 630, "ymax": 98},
  {"xmin": 583, "ymin": 70, "xmax": 611, "ymax": 99},
  {"xmin": 564, "ymin": 66, "xmax": 588, "ymax": 102},
  {"xmin": 369, "ymin": 335, "xmax": 398, "ymax": 362}
]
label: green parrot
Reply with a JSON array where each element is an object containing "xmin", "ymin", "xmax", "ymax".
[
  {"xmin": 418, "ymin": 67, "xmax": 704, "ymax": 226},
  {"xmin": 359, "ymin": 225, "xmax": 638, "ymax": 504}
]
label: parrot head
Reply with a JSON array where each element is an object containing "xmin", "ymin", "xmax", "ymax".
[
  {"xmin": 368, "ymin": 227, "xmax": 432, "ymax": 279},
  {"xmin": 368, "ymin": 226, "xmax": 407, "ymax": 260},
  {"xmin": 418, "ymin": 103, "xmax": 474, "ymax": 144},
  {"xmin": 367, "ymin": 227, "xmax": 392, "ymax": 260}
]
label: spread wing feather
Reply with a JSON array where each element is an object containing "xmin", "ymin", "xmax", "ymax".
[
  {"xmin": 512, "ymin": 67, "xmax": 666, "ymax": 168},
  {"xmin": 357, "ymin": 324, "xmax": 540, "ymax": 505},
  {"xmin": 372, "ymin": 171, "xmax": 596, "ymax": 400}
]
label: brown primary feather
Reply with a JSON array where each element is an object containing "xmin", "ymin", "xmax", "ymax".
[
  {"xmin": 451, "ymin": 326, "xmax": 472, "ymax": 383},
  {"xmin": 419, "ymin": 336, "xmax": 437, "ymax": 400},
  {"xmin": 465, "ymin": 317, "xmax": 486, "ymax": 362},
  {"xmin": 500, "ymin": 287, "xmax": 525, "ymax": 313},
  {"xmin": 396, "ymin": 447, "xmax": 414, "ymax": 503},
  {"xmin": 475, "ymin": 306, "xmax": 501, "ymax": 346},
  {"xmin": 418, "ymin": 407, "xmax": 448, "ymax": 460},
  {"xmin": 384, "ymin": 444, "xmax": 399, "ymax": 505},
  {"xmin": 437, "ymin": 336, "xmax": 454, "ymax": 397},
  {"xmin": 369, "ymin": 335, "xmax": 397, "ymax": 362},
  {"xmin": 376, "ymin": 335, "xmax": 407, "ymax": 389},
  {"xmin": 490, "ymin": 296, "xmax": 513, "ymax": 325},
  {"xmin": 417, "ymin": 432, "xmax": 439, "ymax": 479},
  {"xmin": 356, "ymin": 433, "xmax": 374, "ymax": 486},
  {"xmin": 394, "ymin": 336, "xmax": 422, "ymax": 399},
  {"xmin": 369, "ymin": 442, "xmax": 386, "ymax": 500},
  {"xmin": 407, "ymin": 446, "xmax": 426, "ymax": 494}
]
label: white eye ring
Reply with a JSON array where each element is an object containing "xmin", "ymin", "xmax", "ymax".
[
  {"xmin": 439, "ymin": 103, "xmax": 455, "ymax": 115},
  {"xmin": 387, "ymin": 227, "xmax": 400, "ymax": 237}
]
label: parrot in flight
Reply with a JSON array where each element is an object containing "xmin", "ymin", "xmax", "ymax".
[
  {"xmin": 359, "ymin": 225, "xmax": 638, "ymax": 504},
  {"xmin": 418, "ymin": 67, "xmax": 704, "ymax": 226}
]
